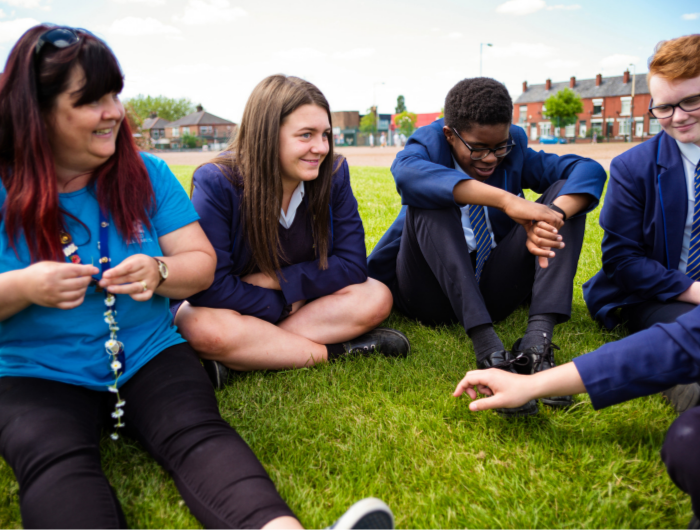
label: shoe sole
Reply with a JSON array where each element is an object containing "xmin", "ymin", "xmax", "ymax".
[
  {"xmin": 541, "ymin": 396, "xmax": 573, "ymax": 408},
  {"xmin": 375, "ymin": 327, "xmax": 411, "ymax": 357},
  {"xmin": 662, "ymin": 383, "xmax": 700, "ymax": 414},
  {"xmin": 496, "ymin": 400, "xmax": 539, "ymax": 417},
  {"xmin": 202, "ymin": 360, "xmax": 228, "ymax": 390},
  {"xmin": 330, "ymin": 497, "xmax": 394, "ymax": 529}
]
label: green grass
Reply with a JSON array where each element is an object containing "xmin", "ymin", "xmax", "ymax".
[{"xmin": 0, "ymin": 165, "xmax": 692, "ymax": 528}]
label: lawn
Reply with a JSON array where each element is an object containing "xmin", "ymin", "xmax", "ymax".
[{"xmin": 0, "ymin": 165, "xmax": 692, "ymax": 528}]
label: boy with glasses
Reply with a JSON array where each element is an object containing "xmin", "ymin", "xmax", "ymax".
[
  {"xmin": 369, "ymin": 77, "xmax": 606, "ymax": 416},
  {"xmin": 584, "ymin": 34, "xmax": 700, "ymax": 414}
]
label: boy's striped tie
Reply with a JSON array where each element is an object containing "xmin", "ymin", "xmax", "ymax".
[
  {"xmin": 686, "ymin": 160, "xmax": 700, "ymax": 281},
  {"xmin": 469, "ymin": 204, "xmax": 492, "ymax": 283}
]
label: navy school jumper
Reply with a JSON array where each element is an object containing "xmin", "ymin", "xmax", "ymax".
[
  {"xmin": 367, "ymin": 118, "xmax": 607, "ymax": 285},
  {"xmin": 186, "ymin": 157, "xmax": 367, "ymax": 323},
  {"xmin": 583, "ymin": 131, "xmax": 695, "ymax": 329}
]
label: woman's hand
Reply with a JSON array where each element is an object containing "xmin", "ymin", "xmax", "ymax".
[
  {"xmin": 23, "ymin": 262, "xmax": 99, "ymax": 310},
  {"xmin": 453, "ymin": 368, "xmax": 536, "ymax": 411},
  {"xmin": 241, "ymin": 272, "xmax": 281, "ymax": 290},
  {"xmin": 99, "ymin": 254, "xmax": 160, "ymax": 302}
]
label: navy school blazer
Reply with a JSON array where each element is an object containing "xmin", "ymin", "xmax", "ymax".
[
  {"xmin": 367, "ymin": 118, "xmax": 607, "ymax": 285},
  {"xmin": 574, "ymin": 303, "xmax": 700, "ymax": 410},
  {"xmin": 186, "ymin": 157, "xmax": 367, "ymax": 323},
  {"xmin": 583, "ymin": 131, "xmax": 694, "ymax": 329}
]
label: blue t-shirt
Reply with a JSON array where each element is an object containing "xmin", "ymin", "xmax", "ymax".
[{"xmin": 0, "ymin": 153, "xmax": 199, "ymax": 391}]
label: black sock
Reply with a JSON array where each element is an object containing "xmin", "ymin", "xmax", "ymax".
[
  {"xmin": 519, "ymin": 314, "xmax": 558, "ymax": 351},
  {"xmin": 467, "ymin": 324, "xmax": 505, "ymax": 363},
  {"xmin": 326, "ymin": 343, "xmax": 346, "ymax": 362}
]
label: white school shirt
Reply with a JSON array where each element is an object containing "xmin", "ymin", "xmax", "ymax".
[
  {"xmin": 676, "ymin": 140, "xmax": 700, "ymax": 273},
  {"xmin": 279, "ymin": 181, "xmax": 305, "ymax": 229},
  {"xmin": 453, "ymin": 157, "xmax": 497, "ymax": 253}
]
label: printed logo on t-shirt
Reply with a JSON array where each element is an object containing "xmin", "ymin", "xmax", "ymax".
[{"xmin": 132, "ymin": 222, "xmax": 153, "ymax": 244}]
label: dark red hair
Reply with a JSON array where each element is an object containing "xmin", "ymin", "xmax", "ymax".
[{"xmin": 0, "ymin": 25, "xmax": 154, "ymax": 262}]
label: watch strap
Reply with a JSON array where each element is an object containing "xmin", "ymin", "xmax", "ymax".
[{"xmin": 548, "ymin": 203, "xmax": 567, "ymax": 221}]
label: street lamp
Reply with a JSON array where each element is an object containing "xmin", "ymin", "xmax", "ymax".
[
  {"xmin": 629, "ymin": 63, "xmax": 636, "ymax": 143},
  {"xmin": 480, "ymin": 43, "xmax": 492, "ymax": 76}
]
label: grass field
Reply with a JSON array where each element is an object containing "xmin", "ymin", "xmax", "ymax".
[{"xmin": 0, "ymin": 165, "xmax": 692, "ymax": 528}]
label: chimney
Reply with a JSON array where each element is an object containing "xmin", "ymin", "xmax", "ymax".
[
  {"xmin": 569, "ymin": 76, "xmax": 576, "ymax": 88},
  {"xmin": 149, "ymin": 111, "xmax": 157, "ymax": 119},
  {"xmin": 545, "ymin": 78, "xmax": 551, "ymax": 91},
  {"xmin": 595, "ymin": 74, "xmax": 602, "ymax": 87},
  {"xmin": 522, "ymin": 81, "xmax": 528, "ymax": 93},
  {"xmin": 623, "ymin": 70, "xmax": 630, "ymax": 84},
  {"xmin": 196, "ymin": 104, "xmax": 203, "ymax": 112}
]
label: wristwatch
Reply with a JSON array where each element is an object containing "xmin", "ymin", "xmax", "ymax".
[
  {"xmin": 153, "ymin": 257, "xmax": 169, "ymax": 287},
  {"xmin": 547, "ymin": 203, "xmax": 567, "ymax": 221}
]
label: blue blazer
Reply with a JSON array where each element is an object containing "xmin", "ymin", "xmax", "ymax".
[
  {"xmin": 574, "ymin": 304, "xmax": 700, "ymax": 409},
  {"xmin": 187, "ymin": 158, "xmax": 368, "ymax": 323},
  {"xmin": 583, "ymin": 132, "xmax": 694, "ymax": 329},
  {"xmin": 367, "ymin": 119, "xmax": 607, "ymax": 285}
]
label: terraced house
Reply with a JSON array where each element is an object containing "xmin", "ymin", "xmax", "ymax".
[
  {"xmin": 165, "ymin": 105, "xmax": 237, "ymax": 149},
  {"xmin": 514, "ymin": 70, "xmax": 655, "ymax": 142}
]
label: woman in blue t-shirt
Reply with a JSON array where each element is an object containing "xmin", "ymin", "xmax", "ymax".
[
  {"xmin": 0, "ymin": 25, "xmax": 394, "ymax": 529},
  {"xmin": 173, "ymin": 75, "xmax": 410, "ymax": 387}
]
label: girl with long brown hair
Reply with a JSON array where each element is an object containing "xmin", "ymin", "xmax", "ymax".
[
  {"xmin": 174, "ymin": 75, "xmax": 409, "ymax": 386},
  {"xmin": 0, "ymin": 26, "xmax": 394, "ymax": 529}
]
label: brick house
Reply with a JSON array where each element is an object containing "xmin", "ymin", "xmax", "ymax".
[
  {"xmin": 141, "ymin": 113, "xmax": 171, "ymax": 147},
  {"xmin": 165, "ymin": 105, "xmax": 237, "ymax": 148},
  {"xmin": 514, "ymin": 71, "xmax": 655, "ymax": 142}
]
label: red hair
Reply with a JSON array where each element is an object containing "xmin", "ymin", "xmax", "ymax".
[
  {"xmin": 648, "ymin": 34, "xmax": 700, "ymax": 82},
  {"xmin": 0, "ymin": 25, "xmax": 154, "ymax": 262}
]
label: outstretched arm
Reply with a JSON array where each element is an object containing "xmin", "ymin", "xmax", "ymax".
[{"xmin": 453, "ymin": 362, "xmax": 586, "ymax": 411}]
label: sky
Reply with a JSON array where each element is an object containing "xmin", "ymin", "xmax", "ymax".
[{"xmin": 1, "ymin": 0, "xmax": 699, "ymax": 123}]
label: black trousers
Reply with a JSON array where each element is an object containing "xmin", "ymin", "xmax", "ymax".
[
  {"xmin": 662, "ymin": 406, "xmax": 700, "ymax": 517},
  {"xmin": 0, "ymin": 343, "xmax": 294, "ymax": 529},
  {"xmin": 393, "ymin": 180, "xmax": 586, "ymax": 332},
  {"xmin": 620, "ymin": 299, "xmax": 696, "ymax": 333}
]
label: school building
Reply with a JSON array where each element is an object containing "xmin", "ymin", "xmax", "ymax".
[{"xmin": 513, "ymin": 70, "xmax": 657, "ymax": 142}]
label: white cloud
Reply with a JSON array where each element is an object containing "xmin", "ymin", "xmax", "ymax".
[
  {"xmin": 333, "ymin": 48, "xmax": 374, "ymax": 59},
  {"xmin": 112, "ymin": 0, "xmax": 166, "ymax": 5},
  {"xmin": 446, "ymin": 31, "xmax": 462, "ymax": 39},
  {"xmin": 108, "ymin": 17, "xmax": 180, "ymax": 36},
  {"xmin": 276, "ymin": 47, "xmax": 327, "ymax": 60},
  {"xmin": 173, "ymin": 0, "xmax": 246, "ymax": 26},
  {"xmin": 600, "ymin": 54, "xmax": 640, "ymax": 71},
  {"xmin": 682, "ymin": 13, "xmax": 700, "ymax": 20},
  {"xmin": 0, "ymin": 8, "xmax": 6, "ymax": 17},
  {"xmin": 546, "ymin": 3, "xmax": 581, "ymax": 9},
  {"xmin": 0, "ymin": 17, "xmax": 39, "ymax": 43},
  {"xmin": 496, "ymin": 0, "xmax": 546, "ymax": 16},
  {"xmin": 545, "ymin": 59, "xmax": 579, "ymax": 68},
  {"xmin": 491, "ymin": 42, "xmax": 554, "ymax": 59},
  {"xmin": 0, "ymin": 0, "xmax": 49, "ymax": 10}
]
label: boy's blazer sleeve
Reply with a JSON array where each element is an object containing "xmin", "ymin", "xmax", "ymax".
[
  {"xmin": 392, "ymin": 125, "xmax": 471, "ymax": 209},
  {"xmin": 277, "ymin": 159, "xmax": 368, "ymax": 303},
  {"xmin": 187, "ymin": 165, "xmax": 287, "ymax": 323},
  {"xmin": 519, "ymin": 130, "xmax": 606, "ymax": 213},
  {"xmin": 574, "ymin": 304, "xmax": 700, "ymax": 409},
  {"xmin": 599, "ymin": 157, "xmax": 693, "ymax": 301}
]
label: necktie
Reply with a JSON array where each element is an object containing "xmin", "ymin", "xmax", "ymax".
[
  {"xmin": 469, "ymin": 204, "xmax": 492, "ymax": 283},
  {"xmin": 687, "ymin": 160, "xmax": 700, "ymax": 281}
]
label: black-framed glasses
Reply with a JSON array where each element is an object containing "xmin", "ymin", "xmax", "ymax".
[
  {"xmin": 35, "ymin": 26, "xmax": 92, "ymax": 56},
  {"xmin": 648, "ymin": 94, "xmax": 700, "ymax": 119},
  {"xmin": 451, "ymin": 127, "xmax": 516, "ymax": 161}
]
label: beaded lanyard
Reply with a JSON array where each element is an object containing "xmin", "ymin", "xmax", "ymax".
[{"xmin": 60, "ymin": 210, "xmax": 126, "ymax": 440}]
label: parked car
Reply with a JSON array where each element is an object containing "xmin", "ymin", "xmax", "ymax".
[{"xmin": 539, "ymin": 135, "xmax": 567, "ymax": 144}]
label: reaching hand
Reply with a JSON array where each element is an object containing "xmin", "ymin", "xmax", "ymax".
[
  {"xmin": 453, "ymin": 368, "xmax": 536, "ymax": 411},
  {"xmin": 99, "ymin": 254, "xmax": 161, "ymax": 302},
  {"xmin": 24, "ymin": 261, "xmax": 99, "ymax": 310}
]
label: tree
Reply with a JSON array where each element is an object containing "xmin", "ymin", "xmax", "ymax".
[
  {"xmin": 359, "ymin": 107, "xmax": 377, "ymax": 134},
  {"xmin": 181, "ymin": 133, "xmax": 199, "ymax": 149},
  {"xmin": 395, "ymin": 95, "xmax": 406, "ymax": 114},
  {"xmin": 124, "ymin": 95, "xmax": 196, "ymax": 123},
  {"xmin": 542, "ymin": 88, "xmax": 583, "ymax": 138},
  {"xmin": 394, "ymin": 111, "xmax": 417, "ymax": 137}
]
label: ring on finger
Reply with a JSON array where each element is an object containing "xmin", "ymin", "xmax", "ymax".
[{"xmin": 141, "ymin": 280, "xmax": 148, "ymax": 292}]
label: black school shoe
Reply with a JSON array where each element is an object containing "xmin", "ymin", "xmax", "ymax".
[
  {"xmin": 476, "ymin": 350, "xmax": 539, "ymax": 417},
  {"xmin": 661, "ymin": 383, "xmax": 700, "ymax": 414},
  {"xmin": 202, "ymin": 359, "xmax": 230, "ymax": 390},
  {"xmin": 512, "ymin": 335, "xmax": 573, "ymax": 408},
  {"xmin": 328, "ymin": 497, "xmax": 394, "ymax": 529},
  {"xmin": 342, "ymin": 328, "xmax": 410, "ymax": 358}
]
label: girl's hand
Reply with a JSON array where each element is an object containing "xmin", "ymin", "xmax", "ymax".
[
  {"xmin": 23, "ymin": 262, "xmax": 99, "ymax": 310},
  {"xmin": 453, "ymin": 368, "xmax": 537, "ymax": 411},
  {"xmin": 99, "ymin": 254, "xmax": 160, "ymax": 302}
]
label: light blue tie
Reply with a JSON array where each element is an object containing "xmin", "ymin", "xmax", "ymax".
[
  {"xmin": 686, "ymin": 160, "xmax": 700, "ymax": 281},
  {"xmin": 469, "ymin": 204, "xmax": 492, "ymax": 283}
]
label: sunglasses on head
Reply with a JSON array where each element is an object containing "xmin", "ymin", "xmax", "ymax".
[{"xmin": 35, "ymin": 25, "xmax": 94, "ymax": 56}]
